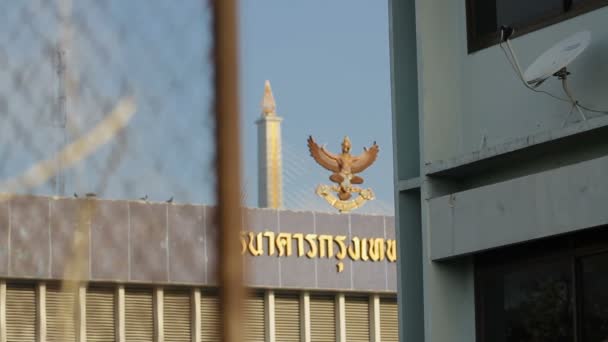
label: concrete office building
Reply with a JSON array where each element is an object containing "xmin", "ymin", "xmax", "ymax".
[
  {"xmin": 0, "ymin": 195, "xmax": 397, "ymax": 342},
  {"xmin": 0, "ymin": 82, "xmax": 398, "ymax": 342},
  {"xmin": 390, "ymin": 0, "xmax": 608, "ymax": 341}
]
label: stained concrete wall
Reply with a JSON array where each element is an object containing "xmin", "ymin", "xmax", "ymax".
[
  {"xmin": 390, "ymin": 1, "xmax": 608, "ymax": 341},
  {"xmin": 416, "ymin": 0, "xmax": 608, "ymax": 163},
  {"xmin": 429, "ymin": 152, "xmax": 608, "ymax": 260},
  {"xmin": 0, "ymin": 194, "xmax": 396, "ymax": 292}
]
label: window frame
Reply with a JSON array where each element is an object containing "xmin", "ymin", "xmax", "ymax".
[
  {"xmin": 474, "ymin": 226, "xmax": 608, "ymax": 342},
  {"xmin": 466, "ymin": 0, "xmax": 608, "ymax": 53}
]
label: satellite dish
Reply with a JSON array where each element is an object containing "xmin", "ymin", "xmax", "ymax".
[
  {"xmin": 523, "ymin": 31, "xmax": 591, "ymax": 87},
  {"xmin": 499, "ymin": 28, "xmax": 607, "ymax": 125}
]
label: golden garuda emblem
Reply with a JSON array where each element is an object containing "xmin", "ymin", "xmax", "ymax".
[{"xmin": 307, "ymin": 136, "xmax": 379, "ymax": 212}]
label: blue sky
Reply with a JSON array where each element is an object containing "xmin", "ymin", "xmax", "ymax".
[
  {"xmin": 240, "ymin": 1, "xmax": 394, "ymax": 214},
  {"xmin": 0, "ymin": 1, "xmax": 393, "ymax": 214}
]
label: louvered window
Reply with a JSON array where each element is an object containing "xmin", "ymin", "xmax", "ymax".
[
  {"xmin": 380, "ymin": 298, "xmax": 399, "ymax": 342},
  {"xmin": 201, "ymin": 291, "xmax": 220, "ymax": 342},
  {"xmin": 6, "ymin": 284, "xmax": 36, "ymax": 342},
  {"xmin": 345, "ymin": 297, "xmax": 370, "ymax": 342},
  {"xmin": 310, "ymin": 295, "xmax": 335, "ymax": 342},
  {"xmin": 244, "ymin": 293, "xmax": 265, "ymax": 342},
  {"xmin": 164, "ymin": 290, "xmax": 192, "ymax": 342},
  {"xmin": 275, "ymin": 294, "xmax": 300, "ymax": 342},
  {"xmin": 125, "ymin": 288, "xmax": 154, "ymax": 342},
  {"xmin": 200, "ymin": 291, "xmax": 265, "ymax": 342},
  {"xmin": 86, "ymin": 287, "xmax": 115, "ymax": 342},
  {"xmin": 46, "ymin": 285, "xmax": 78, "ymax": 342}
]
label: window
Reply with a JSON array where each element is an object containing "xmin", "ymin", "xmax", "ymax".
[
  {"xmin": 581, "ymin": 253, "xmax": 608, "ymax": 341},
  {"xmin": 477, "ymin": 258, "xmax": 574, "ymax": 341},
  {"xmin": 475, "ymin": 227, "xmax": 608, "ymax": 341},
  {"xmin": 466, "ymin": 0, "xmax": 608, "ymax": 52}
]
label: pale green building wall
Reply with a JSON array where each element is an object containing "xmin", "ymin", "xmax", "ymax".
[{"xmin": 390, "ymin": 1, "xmax": 608, "ymax": 341}]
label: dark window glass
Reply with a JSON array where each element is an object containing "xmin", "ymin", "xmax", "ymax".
[
  {"xmin": 466, "ymin": 0, "xmax": 608, "ymax": 52},
  {"xmin": 496, "ymin": 0, "xmax": 563, "ymax": 28},
  {"xmin": 469, "ymin": 0, "xmax": 497, "ymax": 38},
  {"xmin": 574, "ymin": 0, "xmax": 598, "ymax": 5},
  {"xmin": 581, "ymin": 252, "xmax": 608, "ymax": 342},
  {"xmin": 476, "ymin": 227, "xmax": 608, "ymax": 342},
  {"xmin": 479, "ymin": 260, "xmax": 574, "ymax": 342}
]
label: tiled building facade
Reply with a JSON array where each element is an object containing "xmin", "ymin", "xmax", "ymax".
[{"xmin": 0, "ymin": 194, "xmax": 397, "ymax": 341}]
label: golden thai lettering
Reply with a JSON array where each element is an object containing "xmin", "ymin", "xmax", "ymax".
[
  {"xmin": 348, "ymin": 237, "xmax": 361, "ymax": 260},
  {"xmin": 240, "ymin": 230, "xmax": 398, "ymax": 269},
  {"xmin": 263, "ymin": 231, "xmax": 275, "ymax": 256},
  {"xmin": 293, "ymin": 233, "xmax": 305, "ymax": 257},
  {"xmin": 305, "ymin": 234, "xmax": 318, "ymax": 258},
  {"xmin": 240, "ymin": 233, "xmax": 247, "ymax": 254},
  {"xmin": 361, "ymin": 238, "xmax": 369, "ymax": 261},
  {"xmin": 369, "ymin": 238, "xmax": 385, "ymax": 262},
  {"xmin": 386, "ymin": 239, "xmax": 397, "ymax": 262},
  {"xmin": 247, "ymin": 232, "xmax": 263, "ymax": 256},
  {"xmin": 318, "ymin": 235, "xmax": 334, "ymax": 258},
  {"xmin": 276, "ymin": 233, "xmax": 293, "ymax": 257},
  {"xmin": 334, "ymin": 235, "xmax": 347, "ymax": 260}
]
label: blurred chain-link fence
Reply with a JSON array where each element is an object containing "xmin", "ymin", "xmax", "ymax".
[
  {"xmin": 0, "ymin": 0, "xmax": 215, "ymax": 204},
  {"xmin": 0, "ymin": 1, "xmax": 249, "ymax": 340}
]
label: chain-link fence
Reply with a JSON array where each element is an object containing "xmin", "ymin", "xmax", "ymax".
[
  {"xmin": 0, "ymin": 0, "xmax": 215, "ymax": 204},
  {"xmin": 0, "ymin": 2, "xmax": 248, "ymax": 340}
]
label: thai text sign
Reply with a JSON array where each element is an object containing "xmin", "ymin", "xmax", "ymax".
[{"xmin": 241, "ymin": 231, "xmax": 397, "ymax": 272}]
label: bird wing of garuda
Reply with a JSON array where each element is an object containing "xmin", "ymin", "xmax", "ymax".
[
  {"xmin": 352, "ymin": 142, "xmax": 379, "ymax": 174},
  {"xmin": 307, "ymin": 136, "xmax": 340, "ymax": 173}
]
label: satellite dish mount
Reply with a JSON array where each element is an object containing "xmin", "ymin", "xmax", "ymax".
[
  {"xmin": 553, "ymin": 66, "xmax": 587, "ymax": 123},
  {"xmin": 498, "ymin": 28, "xmax": 605, "ymax": 126}
]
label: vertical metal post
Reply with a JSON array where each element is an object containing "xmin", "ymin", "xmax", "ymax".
[
  {"xmin": 78, "ymin": 285, "xmax": 87, "ymax": 342},
  {"xmin": 336, "ymin": 294, "xmax": 346, "ymax": 342},
  {"xmin": 191, "ymin": 289, "xmax": 201, "ymax": 342},
  {"xmin": 0, "ymin": 281, "xmax": 6, "ymax": 342},
  {"xmin": 38, "ymin": 283, "xmax": 47, "ymax": 342},
  {"xmin": 210, "ymin": 1, "xmax": 244, "ymax": 342},
  {"xmin": 116, "ymin": 286, "xmax": 126, "ymax": 342},
  {"xmin": 154, "ymin": 287, "xmax": 164, "ymax": 342},
  {"xmin": 370, "ymin": 295, "xmax": 381, "ymax": 342},
  {"xmin": 300, "ymin": 292, "xmax": 311, "ymax": 342},
  {"xmin": 264, "ymin": 291, "xmax": 276, "ymax": 342}
]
